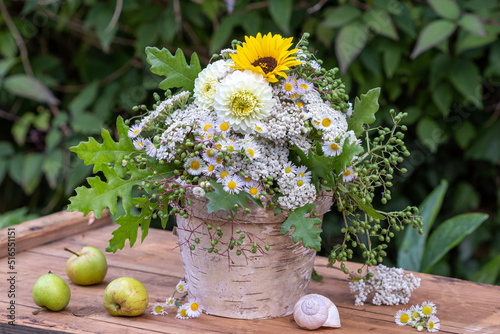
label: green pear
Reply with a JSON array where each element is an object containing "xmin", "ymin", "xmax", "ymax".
[
  {"xmin": 32, "ymin": 271, "xmax": 71, "ymax": 314},
  {"xmin": 103, "ymin": 277, "xmax": 149, "ymax": 317},
  {"xmin": 65, "ymin": 246, "xmax": 107, "ymax": 285}
]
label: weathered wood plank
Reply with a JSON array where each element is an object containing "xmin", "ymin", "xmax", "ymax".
[
  {"xmin": 1, "ymin": 219, "xmax": 500, "ymax": 333},
  {"xmin": 0, "ymin": 210, "xmax": 112, "ymax": 258}
]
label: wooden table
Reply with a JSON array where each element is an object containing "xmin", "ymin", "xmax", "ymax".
[{"xmin": 1, "ymin": 211, "xmax": 499, "ymax": 334}]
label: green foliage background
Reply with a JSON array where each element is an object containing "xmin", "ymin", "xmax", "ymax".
[{"xmin": 0, "ymin": 0, "xmax": 498, "ymax": 284}]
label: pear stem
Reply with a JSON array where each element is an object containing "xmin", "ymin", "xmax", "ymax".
[
  {"xmin": 32, "ymin": 307, "xmax": 46, "ymax": 315},
  {"xmin": 64, "ymin": 248, "xmax": 80, "ymax": 257}
]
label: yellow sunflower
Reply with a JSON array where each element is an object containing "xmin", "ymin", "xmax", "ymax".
[{"xmin": 230, "ymin": 32, "xmax": 301, "ymax": 83}]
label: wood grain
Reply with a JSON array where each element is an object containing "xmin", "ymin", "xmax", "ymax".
[{"xmin": 1, "ymin": 214, "xmax": 500, "ymax": 333}]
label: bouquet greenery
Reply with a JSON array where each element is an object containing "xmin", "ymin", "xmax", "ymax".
[{"xmin": 68, "ymin": 32, "xmax": 422, "ymax": 274}]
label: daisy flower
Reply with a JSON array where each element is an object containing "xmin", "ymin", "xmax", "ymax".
[
  {"xmin": 184, "ymin": 157, "xmax": 205, "ymax": 175},
  {"xmin": 202, "ymin": 162, "xmax": 218, "ymax": 176},
  {"xmin": 165, "ymin": 297, "xmax": 176, "ymax": 307},
  {"xmin": 252, "ymin": 122, "xmax": 268, "ymax": 135},
  {"xmin": 243, "ymin": 141, "xmax": 262, "ymax": 160},
  {"xmin": 198, "ymin": 118, "xmax": 216, "ymax": 134},
  {"xmin": 213, "ymin": 155, "xmax": 224, "ymax": 167},
  {"xmin": 223, "ymin": 174, "xmax": 244, "ymax": 194},
  {"xmin": 214, "ymin": 118, "xmax": 232, "ymax": 134},
  {"xmin": 295, "ymin": 176, "xmax": 310, "ymax": 188},
  {"xmin": 215, "ymin": 169, "xmax": 230, "ymax": 182},
  {"xmin": 213, "ymin": 70, "xmax": 275, "ymax": 133},
  {"xmin": 145, "ymin": 139, "xmax": 157, "ymax": 157},
  {"xmin": 243, "ymin": 175, "xmax": 253, "ymax": 183},
  {"xmin": 220, "ymin": 139, "xmax": 239, "ymax": 153},
  {"xmin": 296, "ymin": 78, "xmax": 314, "ymax": 93},
  {"xmin": 229, "ymin": 32, "xmax": 301, "ymax": 83},
  {"xmin": 192, "ymin": 187, "xmax": 205, "ymax": 198},
  {"xmin": 410, "ymin": 304, "xmax": 421, "ymax": 322},
  {"xmin": 184, "ymin": 300, "xmax": 203, "ymax": 318},
  {"xmin": 340, "ymin": 167, "xmax": 356, "ymax": 182},
  {"xmin": 314, "ymin": 113, "xmax": 335, "ymax": 131},
  {"xmin": 426, "ymin": 315, "xmax": 440, "ymax": 332},
  {"xmin": 127, "ymin": 124, "xmax": 142, "ymax": 138},
  {"xmin": 245, "ymin": 181, "xmax": 262, "ymax": 197},
  {"xmin": 322, "ymin": 140, "xmax": 343, "ymax": 157},
  {"xmin": 296, "ymin": 165, "xmax": 312, "ymax": 183},
  {"xmin": 133, "ymin": 137, "xmax": 146, "ymax": 150},
  {"xmin": 151, "ymin": 302, "xmax": 167, "ymax": 315},
  {"xmin": 281, "ymin": 76, "xmax": 297, "ymax": 96},
  {"xmin": 176, "ymin": 280, "xmax": 188, "ymax": 294},
  {"xmin": 283, "ymin": 161, "xmax": 298, "ymax": 176},
  {"xmin": 175, "ymin": 306, "xmax": 190, "ymax": 319},
  {"xmin": 394, "ymin": 309, "xmax": 412, "ymax": 326},
  {"xmin": 197, "ymin": 132, "xmax": 214, "ymax": 142},
  {"xmin": 202, "ymin": 147, "xmax": 218, "ymax": 161},
  {"xmin": 420, "ymin": 301, "xmax": 437, "ymax": 317},
  {"xmin": 296, "ymin": 101, "xmax": 304, "ymax": 108}
]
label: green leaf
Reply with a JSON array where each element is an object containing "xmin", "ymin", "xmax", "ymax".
[
  {"xmin": 455, "ymin": 28, "xmax": 497, "ymax": 54},
  {"xmin": 22, "ymin": 153, "xmax": 45, "ymax": 194},
  {"xmin": 421, "ymin": 213, "xmax": 488, "ymax": 273},
  {"xmin": 397, "ymin": 180, "xmax": 448, "ymax": 272},
  {"xmin": 68, "ymin": 81, "xmax": 99, "ymax": 115},
  {"xmin": 0, "ymin": 207, "xmax": 38, "ymax": 229},
  {"xmin": 411, "ymin": 20, "xmax": 456, "ymax": 59},
  {"xmin": 453, "ymin": 121, "xmax": 476, "ymax": 149},
  {"xmin": 449, "ymin": 59, "xmax": 482, "ymax": 108},
  {"xmin": 281, "ymin": 203, "xmax": 323, "ymax": 251},
  {"xmin": 431, "ymin": 81, "xmax": 452, "ymax": 117},
  {"xmin": 205, "ymin": 179, "xmax": 262, "ymax": 215},
  {"xmin": 146, "ymin": 47, "xmax": 201, "ymax": 92},
  {"xmin": 335, "ymin": 20, "xmax": 370, "ymax": 74},
  {"xmin": 3, "ymin": 74, "xmax": 59, "ymax": 104},
  {"xmin": 269, "ymin": 0, "xmax": 292, "ymax": 33},
  {"xmin": 363, "ymin": 10, "xmax": 398, "ymax": 40},
  {"xmin": 293, "ymin": 145, "xmax": 335, "ymax": 191},
  {"xmin": 392, "ymin": 3, "xmax": 416, "ymax": 37},
  {"xmin": 466, "ymin": 119, "xmax": 500, "ymax": 163},
  {"xmin": 42, "ymin": 149, "xmax": 63, "ymax": 188},
  {"xmin": 348, "ymin": 88, "xmax": 381, "ymax": 137},
  {"xmin": 0, "ymin": 58, "xmax": 17, "ymax": 77},
  {"xmin": 383, "ymin": 43, "xmax": 401, "ymax": 78},
  {"xmin": 458, "ymin": 13, "xmax": 486, "ymax": 36},
  {"xmin": 428, "ymin": 0, "xmax": 460, "ymax": 20},
  {"xmin": 12, "ymin": 112, "xmax": 35, "ymax": 146},
  {"xmin": 349, "ymin": 193, "xmax": 385, "ymax": 220},
  {"xmin": 416, "ymin": 117, "xmax": 447, "ymax": 153},
  {"xmin": 70, "ymin": 116, "xmax": 135, "ymax": 174},
  {"xmin": 474, "ymin": 253, "xmax": 500, "ymax": 284},
  {"xmin": 322, "ymin": 5, "xmax": 361, "ymax": 28},
  {"xmin": 209, "ymin": 15, "xmax": 242, "ymax": 53},
  {"xmin": 106, "ymin": 198, "xmax": 157, "ymax": 253},
  {"xmin": 332, "ymin": 141, "xmax": 364, "ymax": 176}
]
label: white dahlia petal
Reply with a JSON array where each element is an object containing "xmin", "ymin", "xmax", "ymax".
[{"xmin": 194, "ymin": 60, "xmax": 232, "ymax": 110}]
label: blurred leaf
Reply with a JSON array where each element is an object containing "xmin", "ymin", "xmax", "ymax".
[
  {"xmin": 430, "ymin": 54, "xmax": 452, "ymax": 88},
  {"xmin": 335, "ymin": 20, "xmax": 369, "ymax": 74},
  {"xmin": 392, "ymin": 3, "xmax": 416, "ymax": 37},
  {"xmin": 241, "ymin": 12, "xmax": 261, "ymax": 37},
  {"xmin": 411, "ymin": 20, "xmax": 456, "ymax": 59},
  {"xmin": 146, "ymin": 47, "xmax": 201, "ymax": 92},
  {"xmin": 416, "ymin": 117, "xmax": 446, "ymax": 153},
  {"xmin": 65, "ymin": 160, "xmax": 93, "ymax": 196},
  {"xmin": 68, "ymin": 82, "xmax": 99, "ymax": 115},
  {"xmin": 0, "ymin": 58, "xmax": 17, "ymax": 77},
  {"xmin": 363, "ymin": 10, "xmax": 398, "ymax": 40},
  {"xmin": 456, "ymin": 26, "xmax": 498, "ymax": 54},
  {"xmin": 453, "ymin": 121, "xmax": 476, "ymax": 149},
  {"xmin": 421, "ymin": 213, "xmax": 488, "ymax": 273},
  {"xmin": 209, "ymin": 15, "xmax": 242, "ymax": 53},
  {"xmin": 449, "ymin": 59, "xmax": 482, "ymax": 108},
  {"xmin": 458, "ymin": 13, "xmax": 486, "ymax": 37},
  {"xmin": 71, "ymin": 112, "xmax": 103, "ymax": 133},
  {"xmin": 431, "ymin": 82, "xmax": 452, "ymax": 117},
  {"xmin": 0, "ymin": 142, "xmax": 14, "ymax": 184},
  {"xmin": 22, "ymin": 153, "xmax": 45, "ymax": 194},
  {"xmin": 452, "ymin": 182, "xmax": 480, "ymax": 214},
  {"xmin": 485, "ymin": 41, "xmax": 500, "ymax": 77},
  {"xmin": 474, "ymin": 253, "xmax": 500, "ymax": 284},
  {"xmin": 269, "ymin": 0, "xmax": 292, "ymax": 33},
  {"xmin": 322, "ymin": 5, "xmax": 361, "ymax": 28},
  {"xmin": 3, "ymin": 74, "xmax": 59, "ymax": 104},
  {"xmin": 45, "ymin": 128, "xmax": 62, "ymax": 153},
  {"xmin": 0, "ymin": 31, "xmax": 17, "ymax": 58},
  {"xmin": 84, "ymin": 2, "xmax": 118, "ymax": 52},
  {"xmin": 0, "ymin": 207, "xmax": 38, "ymax": 229},
  {"xmin": 33, "ymin": 109, "xmax": 51, "ymax": 131},
  {"xmin": 12, "ymin": 113, "xmax": 35, "ymax": 146},
  {"xmin": 383, "ymin": 43, "xmax": 401, "ymax": 78},
  {"xmin": 428, "ymin": 0, "xmax": 460, "ymax": 20},
  {"xmin": 348, "ymin": 88, "xmax": 381, "ymax": 137},
  {"xmin": 42, "ymin": 149, "xmax": 64, "ymax": 188},
  {"xmin": 466, "ymin": 119, "xmax": 500, "ymax": 163},
  {"xmin": 397, "ymin": 180, "xmax": 448, "ymax": 272}
]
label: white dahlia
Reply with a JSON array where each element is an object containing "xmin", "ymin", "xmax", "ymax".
[
  {"xmin": 213, "ymin": 70, "xmax": 275, "ymax": 133},
  {"xmin": 193, "ymin": 59, "xmax": 232, "ymax": 110}
]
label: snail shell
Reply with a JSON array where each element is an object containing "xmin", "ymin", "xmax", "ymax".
[{"xmin": 293, "ymin": 294, "xmax": 341, "ymax": 330}]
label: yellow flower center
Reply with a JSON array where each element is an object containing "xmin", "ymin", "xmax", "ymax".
[
  {"xmin": 412, "ymin": 311, "xmax": 420, "ymax": 320},
  {"xmin": 284, "ymin": 82, "xmax": 293, "ymax": 92},
  {"xmin": 428, "ymin": 321, "xmax": 434, "ymax": 330},
  {"xmin": 300, "ymin": 83, "xmax": 309, "ymax": 90},
  {"xmin": 400, "ymin": 313, "xmax": 409, "ymax": 324},
  {"xmin": 296, "ymin": 102, "xmax": 304, "ymax": 108},
  {"xmin": 208, "ymin": 165, "xmax": 215, "ymax": 172},
  {"xmin": 220, "ymin": 171, "xmax": 228, "ymax": 178},
  {"xmin": 290, "ymin": 93, "xmax": 299, "ymax": 100},
  {"xmin": 244, "ymin": 176, "xmax": 252, "ymax": 182},
  {"xmin": 230, "ymin": 92, "xmax": 257, "ymax": 116},
  {"xmin": 191, "ymin": 303, "xmax": 199, "ymax": 311},
  {"xmin": 178, "ymin": 285, "xmax": 184, "ymax": 292},
  {"xmin": 203, "ymin": 79, "xmax": 217, "ymax": 94},
  {"xmin": 254, "ymin": 125, "xmax": 263, "ymax": 132},
  {"xmin": 343, "ymin": 170, "xmax": 351, "ymax": 176},
  {"xmin": 133, "ymin": 129, "xmax": 140, "ymax": 135},
  {"xmin": 180, "ymin": 309, "xmax": 188, "ymax": 317},
  {"xmin": 422, "ymin": 305, "xmax": 432, "ymax": 316},
  {"xmin": 297, "ymin": 180, "xmax": 304, "ymax": 187},
  {"xmin": 330, "ymin": 143, "xmax": 339, "ymax": 150},
  {"xmin": 228, "ymin": 181, "xmax": 237, "ymax": 189},
  {"xmin": 203, "ymin": 124, "xmax": 213, "ymax": 132},
  {"xmin": 252, "ymin": 57, "xmax": 277, "ymax": 74},
  {"xmin": 249, "ymin": 187, "xmax": 258, "ymax": 195},
  {"xmin": 137, "ymin": 142, "xmax": 144, "ymax": 148},
  {"xmin": 216, "ymin": 157, "xmax": 223, "ymax": 164},
  {"xmin": 207, "ymin": 148, "xmax": 215, "ymax": 156},
  {"xmin": 155, "ymin": 305, "xmax": 163, "ymax": 313},
  {"xmin": 190, "ymin": 161, "xmax": 200, "ymax": 170},
  {"xmin": 227, "ymin": 145, "xmax": 235, "ymax": 152},
  {"xmin": 298, "ymin": 172, "xmax": 305, "ymax": 177},
  {"xmin": 220, "ymin": 122, "xmax": 229, "ymax": 131},
  {"xmin": 322, "ymin": 117, "xmax": 332, "ymax": 127},
  {"xmin": 285, "ymin": 167, "xmax": 292, "ymax": 173},
  {"xmin": 247, "ymin": 148, "xmax": 255, "ymax": 157}
]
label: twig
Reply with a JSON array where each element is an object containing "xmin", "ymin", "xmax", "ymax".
[
  {"xmin": 0, "ymin": 0, "xmax": 33, "ymax": 76},
  {"xmin": 0, "ymin": 109, "xmax": 19, "ymax": 122},
  {"xmin": 307, "ymin": 0, "xmax": 328, "ymax": 14},
  {"xmin": 105, "ymin": 0, "xmax": 123, "ymax": 33}
]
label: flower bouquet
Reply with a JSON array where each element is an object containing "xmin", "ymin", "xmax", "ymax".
[{"xmin": 68, "ymin": 32, "xmax": 421, "ymax": 319}]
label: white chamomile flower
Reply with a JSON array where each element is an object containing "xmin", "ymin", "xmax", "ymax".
[
  {"xmin": 322, "ymin": 140, "xmax": 343, "ymax": 157},
  {"xmin": 184, "ymin": 157, "xmax": 205, "ymax": 175},
  {"xmin": 176, "ymin": 280, "xmax": 188, "ymax": 293},
  {"xmin": 223, "ymin": 174, "xmax": 244, "ymax": 194},
  {"xmin": 296, "ymin": 165, "xmax": 312, "ymax": 183},
  {"xmin": 197, "ymin": 131, "xmax": 214, "ymax": 142},
  {"xmin": 295, "ymin": 176, "xmax": 310, "ymax": 188},
  {"xmin": 214, "ymin": 118, "xmax": 232, "ymax": 134},
  {"xmin": 213, "ymin": 70, "xmax": 275, "ymax": 133},
  {"xmin": 242, "ymin": 175, "xmax": 253, "ymax": 183},
  {"xmin": 221, "ymin": 138, "xmax": 239, "ymax": 153},
  {"xmin": 193, "ymin": 187, "xmax": 205, "ymax": 198},
  {"xmin": 243, "ymin": 142, "xmax": 262, "ymax": 160},
  {"xmin": 314, "ymin": 112, "xmax": 335, "ymax": 131},
  {"xmin": 420, "ymin": 301, "xmax": 437, "ymax": 317},
  {"xmin": 175, "ymin": 305, "xmax": 190, "ymax": 319},
  {"xmin": 245, "ymin": 180, "xmax": 262, "ymax": 198},
  {"xmin": 395, "ymin": 309, "xmax": 411, "ymax": 326},
  {"xmin": 215, "ymin": 169, "xmax": 230, "ymax": 182},
  {"xmin": 151, "ymin": 302, "xmax": 167, "ymax": 315},
  {"xmin": 281, "ymin": 76, "xmax": 297, "ymax": 96},
  {"xmin": 165, "ymin": 297, "xmax": 176, "ymax": 307},
  {"xmin": 184, "ymin": 300, "xmax": 203, "ymax": 318},
  {"xmin": 145, "ymin": 139, "xmax": 157, "ymax": 157},
  {"xmin": 295, "ymin": 101, "xmax": 305, "ymax": 109},
  {"xmin": 340, "ymin": 167, "xmax": 356, "ymax": 182},
  {"xmin": 213, "ymin": 155, "xmax": 224, "ymax": 167},
  {"xmin": 296, "ymin": 78, "xmax": 314, "ymax": 93},
  {"xmin": 202, "ymin": 161, "xmax": 218, "ymax": 176},
  {"xmin": 133, "ymin": 138, "xmax": 145, "ymax": 150},
  {"xmin": 128, "ymin": 124, "xmax": 142, "ymax": 138},
  {"xmin": 199, "ymin": 118, "xmax": 216, "ymax": 134},
  {"xmin": 346, "ymin": 102, "xmax": 353, "ymax": 118},
  {"xmin": 283, "ymin": 161, "xmax": 298, "ymax": 176},
  {"xmin": 252, "ymin": 121, "xmax": 268, "ymax": 135},
  {"xmin": 426, "ymin": 315, "xmax": 440, "ymax": 332},
  {"xmin": 193, "ymin": 59, "xmax": 232, "ymax": 110},
  {"xmin": 202, "ymin": 147, "xmax": 218, "ymax": 161},
  {"xmin": 344, "ymin": 130, "xmax": 361, "ymax": 145},
  {"xmin": 410, "ymin": 304, "xmax": 421, "ymax": 322}
]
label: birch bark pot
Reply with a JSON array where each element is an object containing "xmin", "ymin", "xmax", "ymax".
[{"xmin": 175, "ymin": 193, "xmax": 333, "ymax": 319}]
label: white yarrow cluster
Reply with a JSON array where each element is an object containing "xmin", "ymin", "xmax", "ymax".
[{"xmin": 349, "ymin": 264, "xmax": 421, "ymax": 306}]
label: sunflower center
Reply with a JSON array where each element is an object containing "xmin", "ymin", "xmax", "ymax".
[
  {"xmin": 252, "ymin": 57, "xmax": 277, "ymax": 74},
  {"xmin": 230, "ymin": 92, "xmax": 257, "ymax": 116}
]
